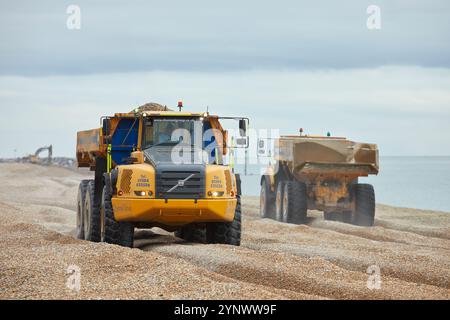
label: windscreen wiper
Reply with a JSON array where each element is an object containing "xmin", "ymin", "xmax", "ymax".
[{"xmin": 146, "ymin": 140, "xmax": 180, "ymax": 149}]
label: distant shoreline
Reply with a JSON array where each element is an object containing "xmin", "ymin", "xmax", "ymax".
[{"xmin": 242, "ymin": 195, "xmax": 450, "ymax": 215}]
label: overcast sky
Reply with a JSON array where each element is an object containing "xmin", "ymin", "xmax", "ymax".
[{"xmin": 0, "ymin": 0, "xmax": 449, "ymax": 157}]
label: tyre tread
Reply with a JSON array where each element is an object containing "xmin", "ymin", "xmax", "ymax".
[
  {"xmin": 352, "ymin": 183, "xmax": 375, "ymax": 227},
  {"xmin": 103, "ymin": 179, "xmax": 134, "ymax": 247},
  {"xmin": 283, "ymin": 181, "xmax": 307, "ymax": 224}
]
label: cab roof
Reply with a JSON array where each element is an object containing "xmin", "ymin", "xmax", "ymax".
[{"xmin": 113, "ymin": 111, "xmax": 216, "ymax": 118}]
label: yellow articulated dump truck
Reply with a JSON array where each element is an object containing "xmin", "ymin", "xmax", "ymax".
[
  {"xmin": 260, "ymin": 134, "xmax": 379, "ymax": 226},
  {"xmin": 76, "ymin": 102, "xmax": 249, "ymax": 247}
]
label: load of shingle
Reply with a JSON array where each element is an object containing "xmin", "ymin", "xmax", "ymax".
[{"xmin": 131, "ymin": 102, "xmax": 173, "ymax": 113}]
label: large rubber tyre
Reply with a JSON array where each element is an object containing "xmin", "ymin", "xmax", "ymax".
[
  {"xmin": 352, "ymin": 183, "xmax": 376, "ymax": 227},
  {"xmin": 83, "ymin": 181, "xmax": 101, "ymax": 242},
  {"xmin": 260, "ymin": 176, "xmax": 275, "ymax": 219},
  {"xmin": 76, "ymin": 180, "xmax": 91, "ymax": 239},
  {"xmin": 206, "ymin": 196, "xmax": 242, "ymax": 246},
  {"xmin": 282, "ymin": 181, "xmax": 308, "ymax": 224},
  {"xmin": 175, "ymin": 225, "xmax": 207, "ymax": 243},
  {"xmin": 275, "ymin": 182, "xmax": 285, "ymax": 221},
  {"xmin": 102, "ymin": 185, "xmax": 134, "ymax": 247}
]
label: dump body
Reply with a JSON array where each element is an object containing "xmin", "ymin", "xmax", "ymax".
[
  {"xmin": 76, "ymin": 129, "xmax": 103, "ymax": 168},
  {"xmin": 276, "ymin": 136, "xmax": 378, "ymax": 176}
]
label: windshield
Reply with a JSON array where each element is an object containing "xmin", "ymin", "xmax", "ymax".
[{"xmin": 143, "ymin": 118, "xmax": 206, "ymax": 164}]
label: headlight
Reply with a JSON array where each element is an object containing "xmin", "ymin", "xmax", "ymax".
[{"xmin": 208, "ymin": 191, "xmax": 224, "ymax": 197}]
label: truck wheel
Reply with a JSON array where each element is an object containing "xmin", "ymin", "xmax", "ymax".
[
  {"xmin": 352, "ymin": 184, "xmax": 375, "ymax": 227},
  {"xmin": 260, "ymin": 176, "xmax": 275, "ymax": 219},
  {"xmin": 175, "ymin": 225, "xmax": 207, "ymax": 243},
  {"xmin": 283, "ymin": 181, "xmax": 307, "ymax": 224},
  {"xmin": 76, "ymin": 179, "xmax": 91, "ymax": 239},
  {"xmin": 206, "ymin": 196, "xmax": 241, "ymax": 246},
  {"xmin": 83, "ymin": 181, "xmax": 101, "ymax": 242},
  {"xmin": 102, "ymin": 185, "xmax": 134, "ymax": 247},
  {"xmin": 275, "ymin": 182, "xmax": 285, "ymax": 221}
]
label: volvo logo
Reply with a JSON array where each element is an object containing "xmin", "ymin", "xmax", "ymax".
[{"xmin": 166, "ymin": 173, "xmax": 195, "ymax": 193}]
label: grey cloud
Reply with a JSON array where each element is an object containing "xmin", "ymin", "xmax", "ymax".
[{"xmin": 0, "ymin": 0, "xmax": 450, "ymax": 76}]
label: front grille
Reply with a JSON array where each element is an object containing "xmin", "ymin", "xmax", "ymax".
[
  {"xmin": 156, "ymin": 165, "xmax": 205, "ymax": 199},
  {"xmin": 120, "ymin": 169, "xmax": 133, "ymax": 195}
]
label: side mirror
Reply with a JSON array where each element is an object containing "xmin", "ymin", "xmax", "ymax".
[
  {"xmin": 258, "ymin": 139, "xmax": 266, "ymax": 155},
  {"xmin": 236, "ymin": 137, "xmax": 248, "ymax": 146},
  {"xmin": 102, "ymin": 118, "xmax": 111, "ymax": 144},
  {"xmin": 259, "ymin": 139, "xmax": 265, "ymax": 149},
  {"xmin": 239, "ymin": 119, "xmax": 247, "ymax": 137}
]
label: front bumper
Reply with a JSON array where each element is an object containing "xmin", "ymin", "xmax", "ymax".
[{"xmin": 111, "ymin": 197, "xmax": 237, "ymax": 226}]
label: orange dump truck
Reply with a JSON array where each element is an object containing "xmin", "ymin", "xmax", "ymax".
[
  {"xmin": 76, "ymin": 103, "xmax": 249, "ymax": 247},
  {"xmin": 260, "ymin": 135, "xmax": 379, "ymax": 226}
]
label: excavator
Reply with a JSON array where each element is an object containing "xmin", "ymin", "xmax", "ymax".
[{"xmin": 23, "ymin": 145, "xmax": 53, "ymax": 164}]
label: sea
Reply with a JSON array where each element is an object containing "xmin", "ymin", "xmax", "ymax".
[{"xmin": 234, "ymin": 156, "xmax": 450, "ymax": 213}]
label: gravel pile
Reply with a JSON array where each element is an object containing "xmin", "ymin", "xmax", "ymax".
[
  {"xmin": 132, "ymin": 102, "xmax": 173, "ymax": 113},
  {"xmin": 0, "ymin": 164, "xmax": 449, "ymax": 299}
]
